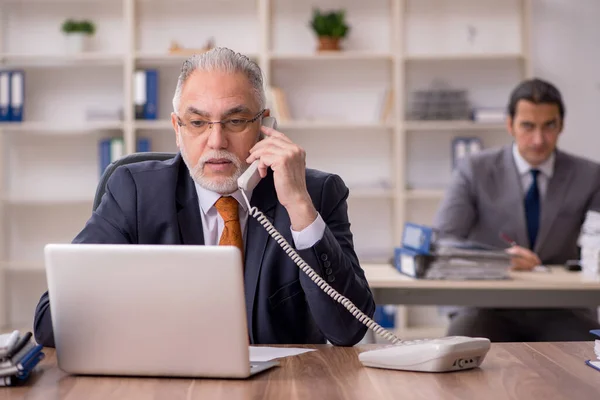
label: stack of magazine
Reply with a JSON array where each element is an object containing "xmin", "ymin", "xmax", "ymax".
[{"xmin": 0, "ymin": 330, "xmax": 44, "ymax": 386}]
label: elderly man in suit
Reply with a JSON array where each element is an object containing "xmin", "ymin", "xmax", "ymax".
[
  {"xmin": 434, "ymin": 78, "xmax": 600, "ymax": 342},
  {"xmin": 33, "ymin": 47, "xmax": 375, "ymax": 347}
]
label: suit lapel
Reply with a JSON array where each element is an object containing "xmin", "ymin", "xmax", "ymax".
[
  {"xmin": 175, "ymin": 155, "xmax": 205, "ymax": 245},
  {"xmin": 499, "ymin": 145, "xmax": 529, "ymax": 247},
  {"xmin": 534, "ymin": 151, "xmax": 573, "ymax": 254},
  {"xmin": 244, "ymin": 171, "xmax": 277, "ymax": 342}
]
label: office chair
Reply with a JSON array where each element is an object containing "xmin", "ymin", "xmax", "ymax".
[{"xmin": 93, "ymin": 152, "xmax": 177, "ymax": 212}]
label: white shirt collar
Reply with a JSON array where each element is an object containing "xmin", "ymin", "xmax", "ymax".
[
  {"xmin": 194, "ymin": 183, "xmax": 253, "ymax": 214},
  {"xmin": 512, "ymin": 143, "xmax": 555, "ymax": 178}
]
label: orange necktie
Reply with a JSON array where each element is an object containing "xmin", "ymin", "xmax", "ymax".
[{"xmin": 214, "ymin": 196, "xmax": 244, "ymax": 261}]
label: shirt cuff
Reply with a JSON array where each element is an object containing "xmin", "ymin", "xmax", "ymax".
[{"xmin": 291, "ymin": 213, "xmax": 326, "ymax": 250}]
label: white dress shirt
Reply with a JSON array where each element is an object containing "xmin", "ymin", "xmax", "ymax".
[
  {"xmin": 512, "ymin": 143, "xmax": 555, "ymax": 199},
  {"xmin": 194, "ymin": 183, "xmax": 326, "ymax": 250}
]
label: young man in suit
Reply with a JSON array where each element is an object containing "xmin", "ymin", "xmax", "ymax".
[
  {"xmin": 434, "ymin": 78, "xmax": 600, "ymax": 342},
  {"xmin": 34, "ymin": 47, "xmax": 375, "ymax": 347}
]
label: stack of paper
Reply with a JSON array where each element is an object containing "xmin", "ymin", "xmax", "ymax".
[
  {"xmin": 578, "ymin": 211, "xmax": 600, "ymax": 279},
  {"xmin": 586, "ymin": 329, "xmax": 600, "ymax": 372},
  {"xmin": 0, "ymin": 331, "xmax": 45, "ymax": 387}
]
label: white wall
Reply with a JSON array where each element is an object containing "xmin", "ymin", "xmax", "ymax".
[{"xmin": 531, "ymin": 0, "xmax": 600, "ymax": 163}]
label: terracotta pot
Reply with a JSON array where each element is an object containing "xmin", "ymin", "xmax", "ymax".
[{"xmin": 317, "ymin": 36, "xmax": 341, "ymax": 51}]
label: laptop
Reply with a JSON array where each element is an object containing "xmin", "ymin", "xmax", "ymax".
[{"xmin": 44, "ymin": 243, "xmax": 278, "ymax": 378}]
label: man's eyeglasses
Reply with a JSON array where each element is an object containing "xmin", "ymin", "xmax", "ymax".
[{"xmin": 177, "ymin": 109, "xmax": 266, "ymax": 136}]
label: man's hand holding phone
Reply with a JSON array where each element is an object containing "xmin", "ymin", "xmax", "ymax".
[{"xmin": 246, "ymin": 124, "xmax": 317, "ymax": 231}]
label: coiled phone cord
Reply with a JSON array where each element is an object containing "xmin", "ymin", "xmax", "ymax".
[{"xmin": 241, "ymin": 191, "xmax": 401, "ymax": 345}]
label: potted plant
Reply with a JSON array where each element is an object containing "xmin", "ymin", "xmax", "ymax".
[
  {"xmin": 309, "ymin": 9, "xmax": 350, "ymax": 52},
  {"xmin": 61, "ymin": 19, "xmax": 96, "ymax": 53}
]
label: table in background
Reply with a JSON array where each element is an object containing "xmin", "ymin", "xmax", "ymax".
[
  {"xmin": 1, "ymin": 342, "xmax": 599, "ymax": 400},
  {"xmin": 363, "ymin": 264, "xmax": 600, "ymax": 307}
]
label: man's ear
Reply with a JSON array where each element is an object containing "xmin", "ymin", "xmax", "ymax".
[
  {"xmin": 506, "ymin": 116, "xmax": 516, "ymax": 138},
  {"xmin": 171, "ymin": 112, "xmax": 181, "ymax": 148}
]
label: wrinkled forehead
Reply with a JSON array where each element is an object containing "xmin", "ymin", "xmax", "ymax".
[{"xmin": 179, "ymin": 70, "xmax": 258, "ymax": 117}]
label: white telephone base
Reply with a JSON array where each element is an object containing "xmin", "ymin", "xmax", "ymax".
[{"xmin": 358, "ymin": 336, "xmax": 491, "ymax": 372}]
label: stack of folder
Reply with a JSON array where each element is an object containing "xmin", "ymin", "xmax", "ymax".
[
  {"xmin": 394, "ymin": 223, "xmax": 513, "ymax": 280},
  {"xmin": 0, "ymin": 331, "xmax": 44, "ymax": 387}
]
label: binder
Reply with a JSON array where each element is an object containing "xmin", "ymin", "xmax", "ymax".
[
  {"xmin": 136, "ymin": 137, "xmax": 151, "ymax": 152},
  {"xmin": 134, "ymin": 70, "xmax": 146, "ymax": 120},
  {"xmin": 144, "ymin": 69, "xmax": 158, "ymax": 120},
  {"xmin": 110, "ymin": 138, "xmax": 124, "ymax": 162},
  {"xmin": 99, "ymin": 138, "xmax": 112, "ymax": 176},
  {"xmin": 0, "ymin": 71, "xmax": 10, "ymax": 122},
  {"xmin": 9, "ymin": 70, "xmax": 24, "ymax": 122}
]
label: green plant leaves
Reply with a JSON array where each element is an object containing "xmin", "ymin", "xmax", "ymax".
[
  {"xmin": 309, "ymin": 8, "xmax": 350, "ymax": 38},
  {"xmin": 61, "ymin": 19, "xmax": 96, "ymax": 35}
]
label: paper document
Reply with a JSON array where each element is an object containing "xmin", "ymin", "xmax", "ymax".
[{"xmin": 249, "ymin": 346, "xmax": 315, "ymax": 362}]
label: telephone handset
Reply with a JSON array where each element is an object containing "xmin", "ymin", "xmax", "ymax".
[
  {"xmin": 236, "ymin": 117, "xmax": 490, "ymax": 373},
  {"xmin": 237, "ymin": 116, "xmax": 276, "ymax": 192}
]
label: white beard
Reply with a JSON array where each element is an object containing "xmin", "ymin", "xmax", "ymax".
[{"xmin": 178, "ymin": 133, "xmax": 247, "ymax": 194}]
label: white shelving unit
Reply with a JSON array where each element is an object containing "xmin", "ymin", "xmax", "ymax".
[{"xmin": 0, "ymin": 0, "xmax": 531, "ymax": 337}]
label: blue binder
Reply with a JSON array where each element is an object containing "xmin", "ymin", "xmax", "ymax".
[
  {"xmin": 136, "ymin": 137, "xmax": 151, "ymax": 152},
  {"xmin": 144, "ymin": 69, "xmax": 158, "ymax": 120},
  {"xmin": 99, "ymin": 138, "xmax": 112, "ymax": 176}
]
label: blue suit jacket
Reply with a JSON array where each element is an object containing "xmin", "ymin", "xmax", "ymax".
[{"xmin": 34, "ymin": 154, "xmax": 375, "ymax": 347}]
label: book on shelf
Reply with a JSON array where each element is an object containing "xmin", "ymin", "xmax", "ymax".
[
  {"xmin": 134, "ymin": 69, "xmax": 159, "ymax": 120},
  {"xmin": 451, "ymin": 136, "xmax": 482, "ymax": 169},
  {"xmin": 379, "ymin": 88, "xmax": 394, "ymax": 123},
  {"xmin": 99, "ymin": 137, "xmax": 152, "ymax": 176},
  {"xmin": 0, "ymin": 70, "xmax": 24, "ymax": 122},
  {"xmin": 266, "ymin": 86, "xmax": 291, "ymax": 122}
]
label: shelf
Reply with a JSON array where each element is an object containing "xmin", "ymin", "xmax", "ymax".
[
  {"xmin": 405, "ymin": 53, "xmax": 525, "ymax": 62},
  {"xmin": 134, "ymin": 120, "xmax": 173, "ymax": 130},
  {"xmin": 0, "ymin": 53, "xmax": 125, "ymax": 67},
  {"xmin": 0, "ymin": 0, "xmax": 113, "ymax": 3},
  {"xmin": 135, "ymin": 52, "xmax": 260, "ymax": 66},
  {"xmin": 2, "ymin": 196, "xmax": 94, "ymax": 206},
  {"xmin": 348, "ymin": 188, "xmax": 395, "ymax": 199},
  {"xmin": 0, "ymin": 121, "xmax": 124, "ymax": 134},
  {"xmin": 278, "ymin": 121, "xmax": 393, "ymax": 131},
  {"xmin": 2, "ymin": 261, "xmax": 44, "ymax": 273},
  {"xmin": 404, "ymin": 189, "xmax": 445, "ymax": 200},
  {"xmin": 269, "ymin": 52, "xmax": 393, "ymax": 62},
  {"xmin": 404, "ymin": 120, "xmax": 505, "ymax": 132}
]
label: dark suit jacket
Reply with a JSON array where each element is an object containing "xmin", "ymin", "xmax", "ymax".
[
  {"xmin": 34, "ymin": 154, "xmax": 375, "ymax": 347},
  {"xmin": 434, "ymin": 144, "xmax": 600, "ymax": 264}
]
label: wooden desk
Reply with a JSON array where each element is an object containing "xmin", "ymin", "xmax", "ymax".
[
  {"xmin": 2, "ymin": 343, "xmax": 599, "ymax": 399},
  {"xmin": 363, "ymin": 264, "xmax": 600, "ymax": 307}
]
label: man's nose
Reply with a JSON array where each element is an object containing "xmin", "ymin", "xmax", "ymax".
[
  {"xmin": 531, "ymin": 130, "xmax": 544, "ymax": 146},
  {"xmin": 206, "ymin": 123, "xmax": 227, "ymax": 149}
]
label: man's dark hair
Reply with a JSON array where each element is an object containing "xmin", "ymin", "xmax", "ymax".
[{"xmin": 507, "ymin": 78, "xmax": 565, "ymax": 120}]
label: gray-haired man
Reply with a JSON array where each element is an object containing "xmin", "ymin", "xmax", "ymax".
[{"xmin": 34, "ymin": 47, "xmax": 375, "ymax": 347}]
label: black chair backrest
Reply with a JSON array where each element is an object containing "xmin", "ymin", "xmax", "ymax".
[{"xmin": 93, "ymin": 152, "xmax": 177, "ymax": 211}]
